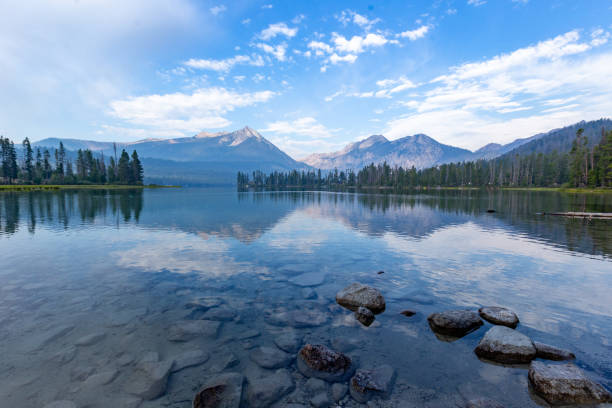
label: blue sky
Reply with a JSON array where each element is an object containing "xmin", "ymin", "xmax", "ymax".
[{"xmin": 1, "ymin": 0, "xmax": 611, "ymax": 158}]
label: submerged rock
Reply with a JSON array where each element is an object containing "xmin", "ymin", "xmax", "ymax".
[
  {"xmin": 427, "ymin": 310, "xmax": 483, "ymax": 338},
  {"xmin": 528, "ymin": 361, "xmax": 612, "ymax": 405},
  {"xmin": 264, "ymin": 306, "xmax": 329, "ymax": 328},
  {"xmin": 297, "ymin": 344, "xmax": 353, "ymax": 382},
  {"xmin": 355, "ymin": 306, "xmax": 375, "ymax": 326},
  {"xmin": 474, "ymin": 326, "xmax": 536, "ymax": 364},
  {"xmin": 125, "ymin": 359, "xmax": 173, "ymax": 400},
  {"xmin": 202, "ymin": 307, "xmax": 237, "ymax": 321},
  {"xmin": 250, "ymin": 346, "xmax": 293, "ymax": 369},
  {"xmin": 331, "ymin": 382, "xmax": 348, "ymax": 402},
  {"xmin": 167, "ymin": 320, "xmax": 220, "ymax": 342},
  {"xmin": 533, "ymin": 342, "xmax": 575, "ymax": 361},
  {"xmin": 193, "ymin": 372, "xmax": 244, "ymax": 408},
  {"xmin": 478, "ymin": 306, "xmax": 519, "ymax": 328},
  {"xmin": 171, "ymin": 350, "xmax": 210, "ymax": 373},
  {"xmin": 466, "ymin": 397, "xmax": 504, "ymax": 407},
  {"xmin": 274, "ymin": 331, "xmax": 302, "ymax": 353},
  {"xmin": 336, "ymin": 283, "xmax": 385, "ymax": 314},
  {"xmin": 310, "ymin": 392, "xmax": 331, "ymax": 408},
  {"xmin": 289, "ymin": 271, "xmax": 326, "ymax": 287},
  {"xmin": 400, "ymin": 309, "xmax": 416, "ymax": 317},
  {"xmin": 246, "ymin": 369, "xmax": 295, "ymax": 408},
  {"xmin": 75, "ymin": 332, "xmax": 106, "ymax": 347},
  {"xmin": 349, "ymin": 364, "xmax": 395, "ymax": 403},
  {"xmin": 301, "ymin": 287, "xmax": 317, "ymax": 299}
]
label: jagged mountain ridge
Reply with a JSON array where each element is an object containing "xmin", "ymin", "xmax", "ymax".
[{"xmin": 303, "ymin": 133, "xmax": 503, "ymax": 170}]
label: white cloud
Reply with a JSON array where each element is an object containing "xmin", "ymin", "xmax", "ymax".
[
  {"xmin": 384, "ymin": 30, "xmax": 612, "ymax": 149},
  {"xmin": 326, "ymin": 76, "xmax": 416, "ymax": 101},
  {"xmin": 263, "ymin": 117, "xmax": 335, "ymax": 139},
  {"xmin": 209, "ymin": 5, "xmax": 226, "ymax": 16},
  {"xmin": 337, "ymin": 10, "xmax": 381, "ymax": 30},
  {"xmin": 184, "ymin": 54, "xmax": 264, "ymax": 71},
  {"xmin": 292, "ymin": 14, "xmax": 306, "ymax": 24},
  {"xmin": 308, "ymin": 41, "xmax": 333, "ymax": 55},
  {"xmin": 468, "ymin": 0, "xmax": 486, "ymax": 6},
  {"xmin": 329, "ymin": 53, "xmax": 358, "ymax": 64},
  {"xmin": 332, "ymin": 33, "xmax": 388, "ymax": 54},
  {"xmin": 398, "ymin": 25, "xmax": 430, "ymax": 41},
  {"xmin": 255, "ymin": 43, "xmax": 288, "ymax": 61},
  {"xmin": 109, "ymin": 87, "xmax": 276, "ymax": 133},
  {"xmin": 261, "ymin": 4, "xmax": 273, "ymax": 9},
  {"xmin": 259, "ymin": 22, "xmax": 298, "ymax": 40}
]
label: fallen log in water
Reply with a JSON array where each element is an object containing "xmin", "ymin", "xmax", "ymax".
[{"xmin": 539, "ymin": 212, "xmax": 612, "ymax": 219}]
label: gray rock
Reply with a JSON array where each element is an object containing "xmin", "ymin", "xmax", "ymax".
[
  {"xmin": 250, "ymin": 346, "xmax": 293, "ymax": 369},
  {"xmin": 289, "ymin": 271, "xmax": 326, "ymax": 287},
  {"xmin": 466, "ymin": 397, "xmax": 505, "ymax": 407},
  {"xmin": 167, "ymin": 320, "xmax": 220, "ymax": 342},
  {"xmin": 297, "ymin": 344, "xmax": 353, "ymax": 382},
  {"xmin": 474, "ymin": 326, "xmax": 536, "ymax": 364},
  {"xmin": 305, "ymin": 377, "xmax": 327, "ymax": 393},
  {"xmin": 349, "ymin": 364, "xmax": 395, "ymax": 403},
  {"xmin": 427, "ymin": 310, "xmax": 483, "ymax": 338},
  {"xmin": 534, "ymin": 341, "xmax": 575, "ymax": 361},
  {"xmin": 355, "ymin": 306, "xmax": 375, "ymax": 326},
  {"xmin": 331, "ymin": 383, "xmax": 348, "ymax": 402},
  {"xmin": 400, "ymin": 309, "xmax": 416, "ymax": 317},
  {"xmin": 125, "ymin": 359, "xmax": 173, "ymax": 400},
  {"xmin": 274, "ymin": 331, "xmax": 302, "ymax": 353},
  {"xmin": 246, "ymin": 369, "xmax": 295, "ymax": 408},
  {"xmin": 528, "ymin": 361, "xmax": 612, "ymax": 405},
  {"xmin": 43, "ymin": 401, "xmax": 77, "ymax": 408},
  {"xmin": 171, "ymin": 350, "xmax": 210, "ymax": 373},
  {"xmin": 209, "ymin": 349, "xmax": 240, "ymax": 372},
  {"xmin": 478, "ymin": 306, "xmax": 519, "ymax": 328},
  {"xmin": 336, "ymin": 283, "xmax": 385, "ymax": 314},
  {"xmin": 310, "ymin": 392, "xmax": 331, "ymax": 408},
  {"xmin": 193, "ymin": 372, "xmax": 243, "ymax": 408}
]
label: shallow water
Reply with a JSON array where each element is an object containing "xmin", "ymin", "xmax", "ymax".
[{"xmin": 0, "ymin": 188, "xmax": 611, "ymax": 407}]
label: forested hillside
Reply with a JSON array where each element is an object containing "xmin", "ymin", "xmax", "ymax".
[{"xmin": 0, "ymin": 137, "xmax": 143, "ymax": 185}]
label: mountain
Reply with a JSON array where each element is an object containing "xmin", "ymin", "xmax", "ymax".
[
  {"xmin": 35, "ymin": 127, "xmax": 307, "ymax": 185},
  {"xmin": 302, "ymin": 134, "xmax": 476, "ymax": 170},
  {"xmin": 498, "ymin": 118, "xmax": 612, "ymax": 158}
]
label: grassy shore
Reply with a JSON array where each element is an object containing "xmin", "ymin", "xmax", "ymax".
[{"xmin": 0, "ymin": 184, "xmax": 179, "ymax": 192}]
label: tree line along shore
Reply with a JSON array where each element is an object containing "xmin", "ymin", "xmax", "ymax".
[
  {"xmin": 238, "ymin": 128, "xmax": 612, "ymax": 191},
  {"xmin": 0, "ymin": 138, "xmax": 143, "ymax": 186}
]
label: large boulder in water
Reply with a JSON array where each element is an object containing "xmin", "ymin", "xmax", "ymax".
[
  {"xmin": 192, "ymin": 372, "xmax": 243, "ymax": 408},
  {"xmin": 427, "ymin": 310, "xmax": 483, "ymax": 338},
  {"xmin": 336, "ymin": 283, "xmax": 385, "ymax": 314},
  {"xmin": 349, "ymin": 364, "xmax": 395, "ymax": 403},
  {"xmin": 355, "ymin": 306, "xmax": 375, "ymax": 326},
  {"xmin": 474, "ymin": 326, "xmax": 536, "ymax": 364},
  {"xmin": 528, "ymin": 361, "xmax": 612, "ymax": 405},
  {"xmin": 478, "ymin": 306, "xmax": 519, "ymax": 328},
  {"xmin": 297, "ymin": 344, "xmax": 353, "ymax": 382}
]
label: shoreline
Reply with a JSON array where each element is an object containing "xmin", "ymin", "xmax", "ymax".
[
  {"xmin": 0, "ymin": 184, "xmax": 180, "ymax": 192},
  {"xmin": 238, "ymin": 185, "xmax": 612, "ymax": 194}
]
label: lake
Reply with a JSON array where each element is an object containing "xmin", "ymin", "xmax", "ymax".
[{"xmin": 0, "ymin": 188, "xmax": 611, "ymax": 408}]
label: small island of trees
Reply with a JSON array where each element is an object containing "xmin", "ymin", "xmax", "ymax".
[{"xmin": 0, "ymin": 137, "xmax": 143, "ymax": 185}]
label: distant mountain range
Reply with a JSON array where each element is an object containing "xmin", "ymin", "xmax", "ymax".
[
  {"xmin": 34, "ymin": 119, "xmax": 611, "ymax": 185},
  {"xmin": 35, "ymin": 127, "xmax": 307, "ymax": 185}
]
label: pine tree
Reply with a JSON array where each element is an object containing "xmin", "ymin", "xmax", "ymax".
[
  {"xmin": 131, "ymin": 150, "xmax": 143, "ymax": 185},
  {"xmin": 22, "ymin": 137, "xmax": 34, "ymax": 182},
  {"xmin": 117, "ymin": 149, "xmax": 130, "ymax": 184}
]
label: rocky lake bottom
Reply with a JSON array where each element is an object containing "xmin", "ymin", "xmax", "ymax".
[{"xmin": 0, "ymin": 188, "xmax": 611, "ymax": 407}]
